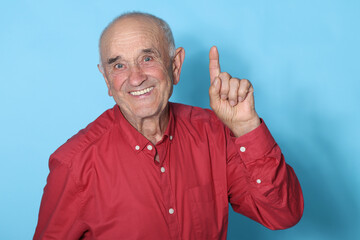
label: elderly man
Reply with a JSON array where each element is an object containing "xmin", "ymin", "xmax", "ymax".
[{"xmin": 34, "ymin": 12, "xmax": 303, "ymax": 240}]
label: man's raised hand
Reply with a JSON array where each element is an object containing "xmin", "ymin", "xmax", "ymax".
[{"xmin": 208, "ymin": 46, "xmax": 260, "ymax": 137}]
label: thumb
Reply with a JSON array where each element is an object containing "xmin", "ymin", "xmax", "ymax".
[
  {"xmin": 209, "ymin": 76, "xmax": 221, "ymax": 108},
  {"xmin": 209, "ymin": 46, "xmax": 221, "ymax": 84}
]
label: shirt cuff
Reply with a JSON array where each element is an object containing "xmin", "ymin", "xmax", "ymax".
[{"xmin": 231, "ymin": 119, "xmax": 276, "ymax": 164}]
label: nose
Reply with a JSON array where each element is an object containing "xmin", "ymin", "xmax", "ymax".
[{"xmin": 128, "ymin": 63, "xmax": 147, "ymax": 86}]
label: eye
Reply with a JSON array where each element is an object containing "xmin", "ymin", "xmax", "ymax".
[
  {"xmin": 114, "ymin": 63, "xmax": 124, "ymax": 69},
  {"xmin": 144, "ymin": 56, "xmax": 152, "ymax": 62}
]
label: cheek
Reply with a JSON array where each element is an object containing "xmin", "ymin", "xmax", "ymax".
[
  {"xmin": 109, "ymin": 73, "xmax": 127, "ymax": 90},
  {"xmin": 142, "ymin": 60, "xmax": 170, "ymax": 75},
  {"xmin": 143, "ymin": 65, "xmax": 172, "ymax": 83}
]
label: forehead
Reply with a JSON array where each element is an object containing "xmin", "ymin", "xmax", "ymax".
[{"xmin": 101, "ymin": 17, "xmax": 165, "ymax": 59}]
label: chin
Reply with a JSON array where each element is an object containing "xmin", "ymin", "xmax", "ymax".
[
  {"xmin": 117, "ymin": 97, "xmax": 168, "ymax": 120},
  {"xmin": 128, "ymin": 104, "xmax": 160, "ymax": 118}
]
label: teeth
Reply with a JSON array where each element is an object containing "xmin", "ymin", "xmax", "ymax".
[{"xmin": 130, "ymin": 87, "xmax": 154, "ymax": 96}]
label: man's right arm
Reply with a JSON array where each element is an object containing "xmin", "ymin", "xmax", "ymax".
[
  {"xmin": 33, "ymin": 158, "xmax": 86, "ymax": 240},
  {"xmin": 226, "ymin": 122, "xmax": 304, "ymax": 230}
]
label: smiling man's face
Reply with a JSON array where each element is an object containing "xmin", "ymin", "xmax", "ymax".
[{"xmin": 99, "ymin": 16, "xmax": 178, "ymax": 123}]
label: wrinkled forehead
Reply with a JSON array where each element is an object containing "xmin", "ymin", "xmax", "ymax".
[{"xmin": 100, "ymin": 16, "xmax": 166, "ymax": 59}]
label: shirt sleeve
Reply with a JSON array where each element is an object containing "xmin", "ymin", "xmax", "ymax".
[
  {"xmin": 33, "ymin": 158, "xmax": 87, "ymax": 240},
  {"xmin": 226, "ymin": 120, "xmax": 304, "ymax": 230}
]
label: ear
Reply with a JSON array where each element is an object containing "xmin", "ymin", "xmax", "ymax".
[
  {"xmin": 172, "ymin": 47, "xmax": 185, "ymax": 85},
  {"xmin": 98, "ymin": 64, "xmax": 113, "ymax": 96}
]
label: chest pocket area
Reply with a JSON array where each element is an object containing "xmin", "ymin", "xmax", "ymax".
[{"xmin": 187, "ymin": 181, "xmax": 228, "ymax": 240}]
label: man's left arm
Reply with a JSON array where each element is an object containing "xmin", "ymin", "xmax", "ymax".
[{"xmin": 208, "ymin": 46, "xmax": 304, "ymax": 229}]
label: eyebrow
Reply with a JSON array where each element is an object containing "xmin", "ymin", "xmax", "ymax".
[
  {"xmin": 107, "ymin": 56, "xmax": 121, "ymax": 65},
  {"xmin": 143, "ymin": 48, "xmax": 161, "ymax": 57},
  {"xmin": 106, "ymin": 48, "xmax": 161, "ymax": 65}
]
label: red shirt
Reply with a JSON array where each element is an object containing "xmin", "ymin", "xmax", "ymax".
[{"xmin": 34, "ymin": 103, "xmax": 303, "ymax": 240}]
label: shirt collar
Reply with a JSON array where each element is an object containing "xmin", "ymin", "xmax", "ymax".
[
  {"xmin": 113, "ymin": 103, "xmax": 175, "ymax": 152},
  {"xmin": 157, "ymin": 102, "xmax": 175, "ymax": 145}
]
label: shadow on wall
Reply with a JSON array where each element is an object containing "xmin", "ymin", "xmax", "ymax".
[
  {"xmin": 278, "ymin": 81, "xmax": 359, "ymax": 239},
  {"xmin": 172, "ymin": 39, "xmax": 359, "ymax": 239},
  {"xmin": 171, "ymin": 39, "xmax": 210, "ymax": 108},
  {"xmin": 283, "ymin": 114, "xmax": 357, "ymax": 240},
  {"xmin": 170, "ymin": 36, "xmax": 250, "ymax": 109},
  {"xmin": 227, "ymin": 102, "xmax": 358, "ymax": 240}
]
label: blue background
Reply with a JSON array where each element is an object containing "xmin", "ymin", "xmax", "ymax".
[{"xmin": 1, "ymin": 0, "xmax": 359, "ymax": 239}]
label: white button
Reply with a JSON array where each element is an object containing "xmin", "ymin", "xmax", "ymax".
[
  {"xmin": 169, "ymin": 135, "xmax": 173, "ymax": 140},
  {"xmin": 240, "ymin": 146, "xmax": 246, "ymax": 152},
  {"xmin": 135, "ymin": 145, "xmax": 140, "ymax": 150},
  {"xmin": 147, "ymin": 145, "xmax": 153, "ymax": 151},
  {"xmin": 256, "ymin": 179, "xmax": 262, "ymax": 184},
  {"xmin": 169, "ymin": 208, "xmax": 175, "ymax": 214},
  {"xmin": 161, "ymin": 167, "xmax": 165, "ymax": 173}
]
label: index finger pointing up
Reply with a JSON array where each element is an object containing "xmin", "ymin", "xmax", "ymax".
[{"xmin": 209, "ymin": 46, "xmax": 221, "ymax": 84}]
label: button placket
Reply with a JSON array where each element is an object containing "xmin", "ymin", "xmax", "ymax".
[
  {"xmin": 157, "ymin": 133, "xmax": 180, "ymax": 238},
  {"xmin": 145, "ymin": 144, "xmax": 156, "ymax": 160}
]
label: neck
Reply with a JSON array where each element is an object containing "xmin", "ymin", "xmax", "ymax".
[{"xmin": 122, "ymin": 105, "xmax": 170, "ymax": 145}]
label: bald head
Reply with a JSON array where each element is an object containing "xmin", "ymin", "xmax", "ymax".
[{"xmin": 99, "ymin": 12, "xmax": 175, "ymax": 68}]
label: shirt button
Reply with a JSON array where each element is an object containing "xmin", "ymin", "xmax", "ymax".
[
  {"xmin": 147, "ymin": 145, "xmax": 153, "ymax": 151},
  {"xmin": 169, "ymin": 135, "xmax": 173, "ymax": 140},
  {"xmin": 240, "ymin": 146, "xmax": 246, "ymax": 152},
  {"xmin": 135, "ymin": 145, "xmax": 140, "ymax": 150},
  {"xmin": 169, "ymin": 208, "xmax": 175, "ymax": 214},
  {"xmin": 160, "ymin": 167, "xmax": 165, "ymax": 173},
  {"xmin": 256, "ymin": 179, "xmax": 262, "ymax": 184}
]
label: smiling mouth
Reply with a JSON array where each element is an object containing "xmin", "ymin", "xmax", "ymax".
[{"xmin": 129, "ymin": 87, "xmax": 154, "ymax": 96}]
